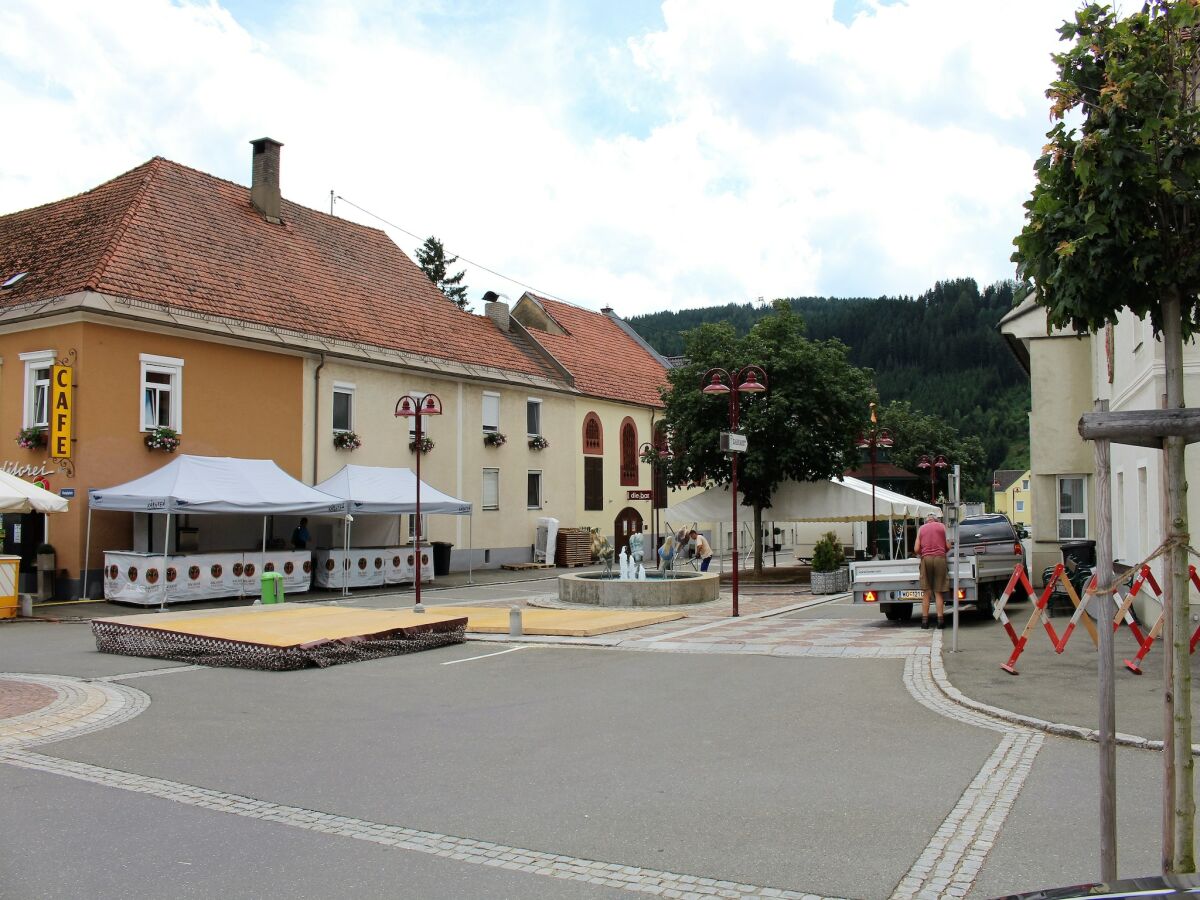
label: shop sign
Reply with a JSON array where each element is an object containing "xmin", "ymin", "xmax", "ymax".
[
  {"xmin": 60, "ymin": 488, "xmax": 75, "ymax": 498},
  {"xmin": 627, "ymin": 490, "xmax": 653, "ymax": 501},
  {"xmin": 51, "ymin": 365, "xmax": 72, "ymax": 460},
  {"xmin": 0, "ymin": 461, "xmax": 51, "ymax": 478}
]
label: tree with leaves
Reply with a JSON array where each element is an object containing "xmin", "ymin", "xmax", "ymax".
[
  {"xmin": 659, "ymin": 301, "xmax": 875, "ymax": 574},
  {"xmin": 1012, "ymin": 0, "xmax": 1200, "ymax": 873},
  {"xmin": 875, "ymin": 401, "xmax": 986, "ymax": 500},
  {"xmin": 415, "ymin": 236, "xmax": 469, "ymax": 309}
]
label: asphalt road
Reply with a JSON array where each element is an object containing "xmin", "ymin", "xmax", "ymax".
[{"xmin": 3, "ymin": 586, "xmax": 1199, "ymax": 899}]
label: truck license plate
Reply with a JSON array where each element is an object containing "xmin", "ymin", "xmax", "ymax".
[{"xmin": 899, "ymin": 590, "xmax": 924, "ymax": 600}]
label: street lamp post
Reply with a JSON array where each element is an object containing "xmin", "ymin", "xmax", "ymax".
[
  {"xmin": 395, "ymin": 392, "xmax": 443, "ymax": 612},
  {"xmin": 855, "ymin": 402, "xmax": 893, "ymax": 559},
  {"xmin": 917, "ymin": 453, "xmax": 949, "ymax": 504},
  {"xmin": 701, "ymin": 365, "xmax": 768, "ymax": 618},
  {"xmin": 640, "ymin": 440, "xmax": 672, "ymax": 568}
]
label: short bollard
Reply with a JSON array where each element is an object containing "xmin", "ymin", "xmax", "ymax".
[{"xmin": 509, "ymin": 605, "xmax": 523, "ymax": 636}]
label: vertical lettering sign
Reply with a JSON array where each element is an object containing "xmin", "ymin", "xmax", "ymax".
[{"xmin": 50, "ymin": 365, "xmax": 72, "ymax": 460}]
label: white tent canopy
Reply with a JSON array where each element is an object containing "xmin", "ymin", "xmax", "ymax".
[
  {"xmin": 88, "ymin": 455, "xmax": 346, "ymax": 515},
  {"xmin": 315, "ymin": 465, "xmax": 471, "ymax": 516},
  {"xmin": 667, "ymin": 476, "xmax": 939, "ymax": 524},
  {"xmin": 0, "ymin": 469, "xmax": 69, "ymax": 513}
]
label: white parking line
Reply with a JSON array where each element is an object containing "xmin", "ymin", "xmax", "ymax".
[{"xmin": 441, "ymin": 646, "xmax": 531, "ymax": 666}]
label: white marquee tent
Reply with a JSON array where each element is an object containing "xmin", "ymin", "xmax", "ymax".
[
  {"xmin": 667, "ymin": 476, "xmax": 939, "ymax": 524},
  {"xmin": 0, "ymin": 469, "xmax": 70, "ymax": 514}
]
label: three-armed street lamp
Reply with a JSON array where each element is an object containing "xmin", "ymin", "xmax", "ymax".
[
  {"xmin": 917, "ymin": 453, "xmax": 949, "ymax": 504},
  {"xmin": 640, "ymin": 440, "xmax": 672, "ymax": 568},
  {"xmin": 395, "ymin": 392, "xmax": 443, "ymax": 612},
  {"xmin": 701, "ymin": 365, "xmax": 768, "ymax": 618},
  {"xmin": 855, "ymin": 402, "xmax": 893, "ymax": 558}
]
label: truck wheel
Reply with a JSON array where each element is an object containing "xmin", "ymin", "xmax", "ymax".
[{"xmin": 884, "ymin": 603, "xmax": 913, "ymax": 623}]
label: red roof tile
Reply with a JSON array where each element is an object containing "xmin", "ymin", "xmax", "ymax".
[
  {"xmin": 0, "ymin": 158, "xmax": 556, "ymax": 381},
  {"xmin": 517, "ymin": 293, "xmax": 667, "ymax": 408}
]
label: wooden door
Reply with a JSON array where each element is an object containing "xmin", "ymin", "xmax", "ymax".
[{"xmin": 614, "ymin": 507, "xmax": 643, "ymax": 555}]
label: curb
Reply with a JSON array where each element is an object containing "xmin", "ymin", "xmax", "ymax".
[{"xmin": 929, "ymin": 630, "xmax": 1200, "ymax": 755}]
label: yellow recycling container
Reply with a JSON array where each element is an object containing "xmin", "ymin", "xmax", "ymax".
[
  {"xmin": 260, "ymin": 571, "xmax": 285, "ymax": 605},
  {"xmin": 0, "ymin": 555, "xmax": 20, "ymax": 618}
]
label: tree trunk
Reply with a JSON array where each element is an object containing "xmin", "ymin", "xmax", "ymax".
[
  {"xmin": 752, "ymin": 504, "xmax": 764, "ymax": 575},
  {"xmin": 1161, "ymin": 288, "xmax": 1195, "ymax": 873}
]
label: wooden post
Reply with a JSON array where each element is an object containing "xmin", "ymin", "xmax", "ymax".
[
  {"xmin": 1094, "ymin": 399, "xmax": 1117, "ymax": 882},
  {"xmin": 1162, "ymin": 291, "xmax": 1195, "ymax": 873}
]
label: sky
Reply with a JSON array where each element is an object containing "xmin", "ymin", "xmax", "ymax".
[{"xmin": 0, "ymin": 0, "xmax": 1093, "ymax": 317}]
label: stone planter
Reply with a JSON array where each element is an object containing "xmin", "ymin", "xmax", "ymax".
[{"xmin": 810, "ymin": 566, "xmax": 849, "ymax": 594}]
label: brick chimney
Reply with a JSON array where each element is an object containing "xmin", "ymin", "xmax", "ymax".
[
  {"xmin": 250, "ymin": 137, "xmax": 283, "ymax": 223},
  {"xmin": 482, "ymin": 290, "xmax": 510, "ymax": 332}
]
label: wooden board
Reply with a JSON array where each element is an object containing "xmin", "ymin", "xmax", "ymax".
[{"xmin": 500, "ymin": 562, "xmax": 555, "ymax": 571}]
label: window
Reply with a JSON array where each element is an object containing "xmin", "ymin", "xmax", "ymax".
[
  {"xmin": 1015, "ymin": 500, "xmax": 1025, "ymax": 513},
  {"xmin": 482, "ymin": 468, "xmax": 499, "ymax": 510},
  {"xmin": 1057, "ymin": 475, "xmax": 1087, "ymax": 540},
  {"xmin": 1021, "ymin": 479, "xmax": 1029, "ymax": 491},
  {"xmin": 20, "ymin": 350, "xmax": 54, "ymax": 429},
  {"xmin": 527, "ymin": 471, "xmax": 542, "ymax": 509},
  {"xmin": 527, "ymin": 398, "xmax": 542, "ymax": 436},
  {"xmin": 332, "ymin": 383, "xmax": 355, "ymax": 432},
  {"xmin": 406, "ymin": 514, "xmax": 428, "ymax": 541},
  {"xmin": 139, "ymin": 354, "xmax": 184, "ymax": 432},
  {"xmin": 584, "ymin": 457, "xmax": 603, "ymax": 510},
  {"xmin": 482, "ymin": 392, "xmax": 500, "ymax": 433},
  {"xmin": 582, "ymin": 412, "xmax": 603, "ymax": 454},
  {"xmin": 619, "ymin": 417, "xmax": 638, "ymax": 486}
]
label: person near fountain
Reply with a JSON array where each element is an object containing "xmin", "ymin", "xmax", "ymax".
[{"xmin": 688, "ymin": 529, "xmax": 713, "ymax": 572}]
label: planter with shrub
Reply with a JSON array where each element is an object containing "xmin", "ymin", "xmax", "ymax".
[{"xmin": 809, "ymin": 531, "xmax": 849, "ymax": 594}]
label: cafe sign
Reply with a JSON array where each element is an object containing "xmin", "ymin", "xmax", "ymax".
[
  {"xmin": 50, "ymin": 364, "xmax": 72, "ymax": 460},
  {"xmin": 627, "ymin": 490, "xmax": 653, "ymax": 501}
]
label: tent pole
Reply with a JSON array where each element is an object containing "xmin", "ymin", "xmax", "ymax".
[
  {"xmin": 260, "ymin": 516, "xmax": 267, "ymax": 603},
  {"xmin": 343, "ymin": 516, "xmax": 352, "ymax": 598},
  {"xmin": 468, "ymin": 513, "xmax": 474, "ymax": 585},
  {"xmin": 82, "ymin": 507, "xmax": 93, "ymax": 601},
  {"xmin": 158, "ymin": 512, "xmax": 171, "ymax": 612}
]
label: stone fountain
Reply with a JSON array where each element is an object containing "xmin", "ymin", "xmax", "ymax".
[{"xmin": 558, "ymin": 541, "xmax": 719, "ymax": 607}]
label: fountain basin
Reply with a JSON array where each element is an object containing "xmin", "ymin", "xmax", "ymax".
[{"xmin": 558, "ymin": 571, "xmax": 719, "ymax": 607}]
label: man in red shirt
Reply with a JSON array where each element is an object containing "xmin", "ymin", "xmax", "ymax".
[{"xmin": 913, "ymin": 512, "xmax": 952, "ymax": 629}]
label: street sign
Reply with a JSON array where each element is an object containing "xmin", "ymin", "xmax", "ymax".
[
  {"xmin": 720, "ymin": 432, "xmax": 748, "ymax": 453},
  {"xmin": 627, "ymin": 490, "xmax": 653, "ymax": 501},
  {"xmin": 59, "ymin": 488, "xmax": 75, "ymax": 498}
]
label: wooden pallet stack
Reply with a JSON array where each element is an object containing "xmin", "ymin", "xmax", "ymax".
[{"xmin": 555, "ymin": 529, "xmax": 593, "ymax": 568}]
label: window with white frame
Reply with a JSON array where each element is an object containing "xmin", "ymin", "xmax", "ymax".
[
  {"xmin": 332, "ymin": 383, "xmax": 355, "ymax": 432},
  {"xmin": 20, "ymin": 351, "xmax": 53, "ymax": 429},
  {"xmin": 527, "ymin": 470, "xmax": 542, "ymax": 509},
  {"xmin": 1015, "ymin": 500, "xmax": 1025, "ymax": 513},
  {"xmin": 527, "ymin": 398, "xmax": 541, "ymax": 436},
  {"xmin": 482, "ymin": 392, "xmax": 500, "ymax": 433},
  {"xmin": 1022, "ymin": 479, "xmax": 1029, "ymax": 491},
  {"xmin": 482, "ymin": 468, "xmax": 499, "ymax": 510},
  {"xmin": 140, "ymin": 354, "xmax": 184, "ymax": 432},
  {"xmin": 1057, "ymin": 475, "xmax": 1087, "ymax": 540}
]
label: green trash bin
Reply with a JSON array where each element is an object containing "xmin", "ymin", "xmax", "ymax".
[{"xmin": 260, "ymin": 571, "xmax": 285, "ymax": 605}]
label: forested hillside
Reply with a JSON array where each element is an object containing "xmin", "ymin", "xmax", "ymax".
[{"xmin": 628, "ymin": 278, "xmax": 1030, "ymax": 477}]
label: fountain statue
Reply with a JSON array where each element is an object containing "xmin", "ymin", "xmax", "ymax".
[
  {"xmin": 596, "ymin": 536, "xmax": 615, "ymax": 578},
  {"xmin": 628, "ymin": 531, "xmax": 644, "ymax": 567}
]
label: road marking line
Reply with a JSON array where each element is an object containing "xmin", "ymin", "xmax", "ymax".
[
  {"xmin": 92, "ymin": 665, "xmax": 205, "ymax": 682},
  {"xmin": 441, "ymin": 646, "xmax": 530, "ymax": 665},
  {"xmin": 0, "ymin": 748, "xmax": 842, "ymax": 899}
]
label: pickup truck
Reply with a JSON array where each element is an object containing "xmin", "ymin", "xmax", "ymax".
[{"xmin": 850, "ymin": 514, "xmax": 1027, "ymax": 622}]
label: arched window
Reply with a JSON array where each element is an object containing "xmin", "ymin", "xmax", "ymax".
[
  {"xmin": 619, "ymin": 418, "xmax": 638, "ymax": 486},
  {"xmin": 582, "ymin": 412, "xmax": 603, "ymax": 455}
]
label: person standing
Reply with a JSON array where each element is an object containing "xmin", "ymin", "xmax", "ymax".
[
  {"xmin": 688, "ymin": 529, "xmax": 714, "ymax": 572},
  {"xmin": 913, "ymin": 512, "xmax": 951, "ymax": 629},
  {"xmin": 291, "ymin": 517, "xmax": 310, "ymax": 550}
]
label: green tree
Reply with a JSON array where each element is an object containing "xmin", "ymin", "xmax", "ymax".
[
  {"xmin": 875, "ymin": 401, "xmax": 986, "ymax": 502},
  {"xmin": 415, "ymin": 236, "xmax": 469, "ymax": 309},
  {"xmin": 1012, "ymin": 0, "xmax": 1200, "ymax": 872},
  {"xmin": 660, "ymin": 301, "xmax": 875, "ymax": 573}
]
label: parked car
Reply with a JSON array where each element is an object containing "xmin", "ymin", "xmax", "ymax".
[{"xmin": 956, "ymin": 513, "xmax": 1029, "ymax": 609}]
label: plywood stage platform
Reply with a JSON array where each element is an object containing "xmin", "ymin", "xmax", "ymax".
[{"xmin": 92, "ymin": 604, "xmax": 467, "ymax": 671}]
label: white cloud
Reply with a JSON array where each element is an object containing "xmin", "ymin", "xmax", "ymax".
[{"xmin": 0, "ymin": 0, "xmax": 1084, "ymax": 315}]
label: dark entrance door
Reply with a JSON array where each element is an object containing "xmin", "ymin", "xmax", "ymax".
[
  {"xmin": 1, "ymin": 512, "xmax": 44, "ymax": 592},
  {"xmin": 613, "ymin": 507, "xmax": 643, "ymax": 556}
]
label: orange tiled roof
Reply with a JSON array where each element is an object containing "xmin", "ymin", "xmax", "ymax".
[
  {"xmin": 518, "ymin": 293, "xmax": 667, "ymax": 407},
  {"xmin": 0, "ymin": 158, "xmax": 557, "ymax": 381}
]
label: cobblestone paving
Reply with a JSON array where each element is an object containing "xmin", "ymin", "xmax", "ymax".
[
  {"xmin": 0, "ymin": 678, "xmax": 57, "ymax": 718},
  {"xmin": 889, "ymin": 634, "xmax": 1043, "ymax": 900},
  {"xmin": 0, "ymin": 673, "xmax": 149, "ymax": 750}
]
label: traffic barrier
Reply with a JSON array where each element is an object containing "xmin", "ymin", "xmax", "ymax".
[
  {"xmin": 1123, "ymin": 565, "xmax": 1200, "ymax": 675},
  {"xmin": 1052, "ymin": 571, "xmax": 1146, "ymax": 653},
  {"xmin": 999, "ymin": 563, "xmax": 1068, "ymax": 675}
]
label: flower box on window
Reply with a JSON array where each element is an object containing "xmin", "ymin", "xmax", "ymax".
[
  {"xmin": 144, "ymin": 427, "xmax": 181, "ymax": 453},
  {"xmin": 333, "ymin": 430, "xmax": 362, "ymax": 451},
  {"xmin": 528, "ymin": 434, "xmax": 550, "ymax": 451},
  {"xmin": 483, "ymin": 431, "xmax": 507, "ymax": 448},
  {"xmin": 16, "ymin": 426, "xmax": 46, "ymax": 451},
  {"xmin": 409, "ymin": 435, "xmax": 435, "ymax": 454}
]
